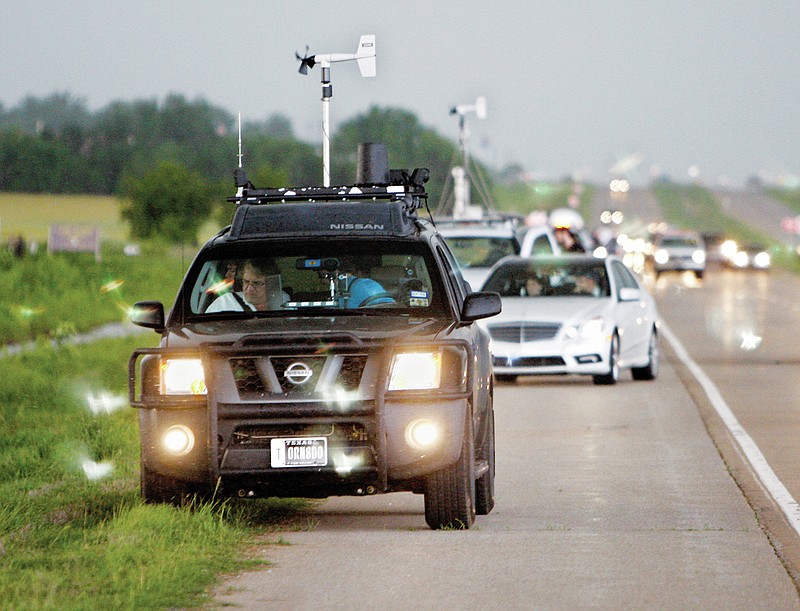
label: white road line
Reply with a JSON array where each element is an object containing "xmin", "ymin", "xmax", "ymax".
[{"xmin": 661, "ymin": 322, "xmax": 800, "ymax": 535}]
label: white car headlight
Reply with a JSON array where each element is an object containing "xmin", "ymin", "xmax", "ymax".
[
  {"xmin": 389, "ymin": 352, "xmax": 441, "ymax": 391},
  {"xmin": 654, "ymin": 249, "xmax": 669, "ymax": 264},
  {"xmin": 579, "ymin": 317, "xmax": 605, "ymax": 339},
  {"xmin": 565, "ymin": 317, "xmax": 604, "ymax": 340},
  {"xmin": 692, "ymin": 250, "xmax": 706, "ymax": 264},
  {"xmin": 161, "ymin": 359, "xmax": 207, "ymax": 395}
]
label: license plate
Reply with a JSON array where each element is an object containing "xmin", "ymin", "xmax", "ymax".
[{"xmin": 270, "ymin": 437, "xmax": 328, "ymax": 468}]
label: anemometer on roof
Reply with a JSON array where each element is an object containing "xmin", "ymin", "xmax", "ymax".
[{"xmin": 296, "ymin": 35, "xmax": 377, "ymax": 187}]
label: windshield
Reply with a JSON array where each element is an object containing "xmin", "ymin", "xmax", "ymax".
[
  {"xmin": 186, "ymin": 241, "xmax": 443, "ymax": 316},
  {"xmin": 659, "ymin": 236, "xmax": 701, "ymax": 248},
  {"xmin": 443, "ymin": 236, "xmax": 518, "ymax": 268},
  {"xmin": 482, "ymin": 258, "xmax": 610, "ymax": 298}
]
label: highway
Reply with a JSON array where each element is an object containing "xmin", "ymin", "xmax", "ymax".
[{"xmin": 215, "ymin": 189, "xmax": 800, "ymax": 608}]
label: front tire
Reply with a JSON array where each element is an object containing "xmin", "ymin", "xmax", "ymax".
[
  {"xmin": 475, "ymin": 406, "xmax": 496, "ymax": 515},
  {"xmin": 424, "ymin": 415, "xmax": 476, "ymax": 529},
  {"xmin": 593, "ymin": 332, "xmax": 620, "ymax": 385}
]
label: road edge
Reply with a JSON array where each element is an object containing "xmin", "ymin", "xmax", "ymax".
[{"xmin": 662, "ymin": 332, "xmax": 800, "ymax": 593}]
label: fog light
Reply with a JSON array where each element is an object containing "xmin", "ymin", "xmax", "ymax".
[
  {"xmin": 405, "ymin": 419, "xmax": 440, "ymax": 451},
  {"xmin": 163, "ymin": 425, "xmax": 195, "ymax": 456}
]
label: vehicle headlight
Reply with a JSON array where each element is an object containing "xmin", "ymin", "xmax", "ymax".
[
  {"xmin": 754, "ymin": 252, "xmax": 771, "ymax": 268},
  {"xmin": 733, "ymin": 251, "xmax": 749, "ymax": 267},
  {"xmin": 162, "ymin": 425, "xmax": 195, "ymax": 455},
  {"xmin": 654, "ymin": 249, "xmax": 669, "ymax": 264},
  {"xmin": 161, "ymin": 359, "xmax": 207, "ymax": 395},
  {"xmin": 389, "ymin": 352, "xmax": 442, "ymax": 390},
  {"xmin": 579, "ymin": 317, "xmax": 605, "ymax": 339},
  {"xmin": 405, "ymin": 419, "xmax": 441, "ymax": 450},
  {"xmin": 692, "ymin": 250, "xmax": 706, "ymax": 264},
  {"xmin": 720, "ymin": 240, "xmax": 738, "ymax": 259},
  {"xmin": 566, "ymin": 317, "xmax": 605, "ymax": 340}
]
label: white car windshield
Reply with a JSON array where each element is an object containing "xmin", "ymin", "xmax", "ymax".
[{"xmin": 483, "ymin": 259, "xmax": 610, "ymax": 298}]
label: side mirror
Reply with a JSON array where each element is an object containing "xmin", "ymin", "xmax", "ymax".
[
  {"xmin": 618, "ymin": 287, "xmax": 641, "ymax": 302},
  {"xmin": 130, "ymin": 301, "xmax": 165, "ymax": 331},
  {"xmin": 461, "ymin": 291, "xmax": 502, "ymax": 322}
]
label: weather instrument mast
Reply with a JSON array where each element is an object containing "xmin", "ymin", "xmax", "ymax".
[
  {"xmin": 296, "ymin": 35, "xmax": 376, "ymax": 187},
  {"xmin": 436, "ymin": 96, "xmax": 496, "ymax": 219}
]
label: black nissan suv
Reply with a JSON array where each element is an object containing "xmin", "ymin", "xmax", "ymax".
[{"xmin": 128, "ymin": 159, "xmax": 501, "ymax": 529}]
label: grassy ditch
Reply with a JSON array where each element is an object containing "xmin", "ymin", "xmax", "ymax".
[
  {"xmin": 0, "ymin": 336, "xmax": 308, "ymax": 609},
  {"xmin": 0, "ymin": 242, "xmax": 188, "ymax": 345}
]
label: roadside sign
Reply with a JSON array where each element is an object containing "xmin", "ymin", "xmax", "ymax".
[{"xmin": 48, "ymin": 224, "xmax": 101, "ymax": 261}]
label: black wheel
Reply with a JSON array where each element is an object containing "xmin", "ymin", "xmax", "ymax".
[
  {"xmin": 593, "ymin": 332, "xmax": 620, "ymax": 385},
  {"xmin": 475, "ymin": 405, "xmax": 495, "ymax": 516},
  {"xmin": 694, "ymin": 270, "xmax": 704, "ymax": 279},
  {"xmin": 141, "ymin": 463, "xmax": 203, "ymax": 505},
  {"xmin": 632, "ymin": 328, "xmax": 659, "ymax": 381},
  {"xmin": 494, "ymin": 374, "xmax": 517, "ymax": 383},
  {"xmin": 424, "ymin": 415, "xmax": 476, "ymax": 529}
]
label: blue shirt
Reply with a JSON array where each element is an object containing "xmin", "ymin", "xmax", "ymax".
[{"xmin": 347, "ymin": 277, "xmax": 395, "ymax": 308}]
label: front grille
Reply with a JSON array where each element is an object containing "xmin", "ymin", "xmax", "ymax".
[
  {"xmin": 493, "ymin": 356, "xmax": 566, "ymax": 367},
  {"xmin": 229, "ymin": 354, "xmax": 369, "ymax": 398},
  {"xmin": 489, "ymin": 322, "xmax": 560, "ymax": 343},
  {"xmin": 338, "ymin": 356, "xmax": 368, "ymax": 390},
  {"xmin": 231, "ymin": 358, "xmax": 265, "ymax": 394}
]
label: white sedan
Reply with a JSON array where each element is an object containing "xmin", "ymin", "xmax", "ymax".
[{"xmin": 479, "ymin": 255, "xmax": 660, "ymax": 385}]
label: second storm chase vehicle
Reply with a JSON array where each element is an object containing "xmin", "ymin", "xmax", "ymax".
[{"xmin": 128, "ymin": 154, "xmax": 502, "ymax": 529}]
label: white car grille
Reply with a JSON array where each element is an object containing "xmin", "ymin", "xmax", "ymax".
[{"xmin": 488, "ymin": 323, "xmax": 560, "ymax": 343}]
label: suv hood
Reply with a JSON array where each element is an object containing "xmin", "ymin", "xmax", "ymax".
[{"xmin": 163, "ymin": 315, "xmax": 449, "ymax": 348}]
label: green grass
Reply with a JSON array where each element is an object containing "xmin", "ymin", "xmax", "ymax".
[
  {"xmin": 0, "ymin": 193, "xmax": 311, "ymax": 606},
  {"xmin": 767, "ymin": 187, "xmax": 800, "ymax": 214},
  {"xmin": 0, "ymin": 192, "xmax": 222, "ymax": 245},
  {"xmin": 0, "ymin": 193, "xmax": 126, "ymax": 244},
  {"xmin": 0, "ymin": 336, "xmax": 309, "ymax": 609},
  {"xmin": 0, "ymin": 192, "xmax": 230, "ymax": 346},
  {"xmin": 0, "ymin": 244, "xmax": 188, "ymax": 345}
]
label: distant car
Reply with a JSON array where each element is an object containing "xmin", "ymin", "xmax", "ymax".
[
  {"xmin": 519, "ymin": 224, "xmax": 562, "ymax": 257},
  {"xmin": 721, "ymin": 241, "xmax": 771, "ymax": 270},
  {"xmin": 479, "ymin": 255, "xmax": 660, "ymax": 385},
  {"xmin": 648, "ymin": 230, "xmax": 706, "ymax": 279},
  {"xmin": 437, "ymin": 219, "xmax": 522, "ymax": 290}
]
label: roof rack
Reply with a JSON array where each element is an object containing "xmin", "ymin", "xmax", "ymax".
[
  {"xmin": 228, "ymin": 168, "xmax": 430, "ymax": 214},
  {"xmin": 227, "ymin": 143, "xmax": 430, "ymax": 214}
]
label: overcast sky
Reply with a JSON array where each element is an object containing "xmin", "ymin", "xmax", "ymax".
[{"xmin": 3, "ymin": 1, "xmax": 798, "ymax": 187}]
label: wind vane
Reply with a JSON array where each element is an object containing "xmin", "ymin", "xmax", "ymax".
[{"xmin": 296, "ymin": 35, "xmax": 377, "ymax": 186}]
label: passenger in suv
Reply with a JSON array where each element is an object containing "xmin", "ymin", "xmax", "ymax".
[{"xmin": 128, "ymin": 157, "xmax": 502, "ymax": 530}]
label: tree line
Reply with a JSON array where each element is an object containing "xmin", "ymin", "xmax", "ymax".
[{"xmin": 0, "ymin": 92, "xmax": 478, "ymax": 241}]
